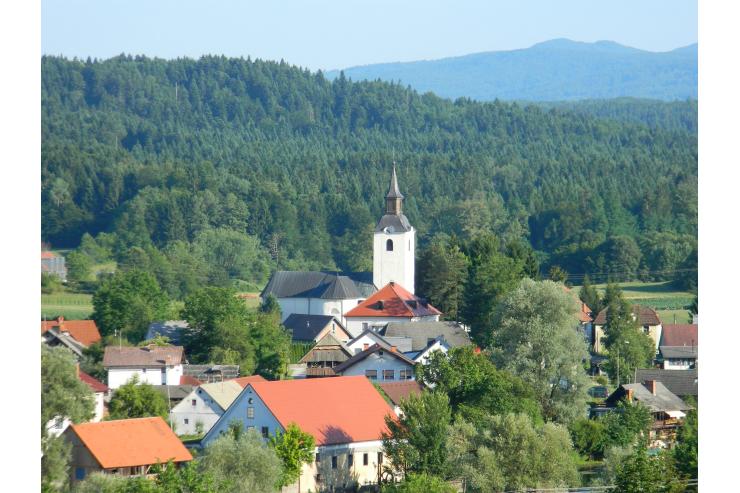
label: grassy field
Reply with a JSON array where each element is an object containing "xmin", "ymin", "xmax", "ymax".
[
  {"xmin": 572, "ymin": 281, "xmax": 695, "ymax": 323},
  {"xmin": 41, "ymin": 291, "xmax": 94, "ymax": 319}
]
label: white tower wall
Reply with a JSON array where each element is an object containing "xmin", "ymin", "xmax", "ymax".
[{"xmin": 373, "ymin": 227, "xmax": 415, "ymax": 294}]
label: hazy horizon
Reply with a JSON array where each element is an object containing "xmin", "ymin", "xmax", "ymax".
[{"xmin": 42, "ymin": 0, "xmax": 697, "ymax": 71}]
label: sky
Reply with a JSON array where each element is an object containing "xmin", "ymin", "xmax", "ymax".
[{"xmin": 43, "ymin": 0, "xmax": 698, "ymax": 72}]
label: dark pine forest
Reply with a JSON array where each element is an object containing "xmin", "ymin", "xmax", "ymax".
[{"xmin": 41, "ymin": 55, "xmax": 697, "ymax": 294}]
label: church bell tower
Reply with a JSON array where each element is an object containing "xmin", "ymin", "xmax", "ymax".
[{"xmin": 373, "ymin": 165, "xmax": 416, "ymax": 293}]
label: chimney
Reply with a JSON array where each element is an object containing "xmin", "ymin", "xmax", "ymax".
[
  {"xmin": 390, "ymin": 346, "xmax": 397, "ymax": 352},
  {"xmin": 646, "ymin": 380, "xmax": 657, "ymax": 395},
  {"xmin": 57, "ymin": 315, "xmax": 64, "ymax": 325},
  {"xmin": 363, "ymin": 343, "xmax": 369, "ymax": 351},
  {"xmin": 626, "ymin": 388, "xmax": 634, "ymax": 402}
]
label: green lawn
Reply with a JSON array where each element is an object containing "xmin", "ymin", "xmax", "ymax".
[
  {"xmin": 41, "ymin": 291, "xmax": 94, "ymax": 320},
  {"xmin": 574, "ymin": 281, "xmax": 695, "ymax": 311}
]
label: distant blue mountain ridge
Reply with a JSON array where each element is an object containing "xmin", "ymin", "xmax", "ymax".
[{"xmin": 325, "ymin": 39, "xmax": 697, "ymax": 101}]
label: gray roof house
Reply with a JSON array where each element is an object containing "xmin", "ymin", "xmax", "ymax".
[
  {"xmin": 634, "ymin": 369, "xmax": 698, "ymax": 398},
  {"xmin": 282, "ymin": 314, "xmax": 352, "ymax": 343},
  {"xmin": 382, "ymin": 321, "xmax": 472, "ymax": 351},
  {"xmin": 605, "ymin": 381, "xmax": 691, "ymax": 413}
]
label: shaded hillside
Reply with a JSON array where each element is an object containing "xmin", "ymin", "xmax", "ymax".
[
  {"xmin": 42, "ymin": 55, "xmax": 697, "ymax": 288},
  {"xmin": 327, "ymin": 39, "xmax": 697, "ymax": 102}
]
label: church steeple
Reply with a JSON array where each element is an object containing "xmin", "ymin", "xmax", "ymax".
[{"xmin": 385, "ymin": 164, "xmax": 404, "ymax": 215}]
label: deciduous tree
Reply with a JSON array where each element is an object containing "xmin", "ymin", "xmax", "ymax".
[{"xmin": 107, "ymin": 375, "xmax": 169, "ymax": 420}]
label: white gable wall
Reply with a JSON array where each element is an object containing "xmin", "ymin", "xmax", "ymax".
[
  {"xmin": 201, "ymin": 385, "xmax": 283, "ymax": 448},
  {"xmin": 170, "ymin": 386, "xmax": 227, "ymax": 436}
]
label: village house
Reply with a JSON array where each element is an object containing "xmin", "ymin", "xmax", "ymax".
[
  {"xmin": 298, "ymin": 333, "xmax": 354, "ymax": 378},
  {"xmin": 377, "ymin": 381, "xmax": 425, "ymax": 415},
  {"xmin": 658, "ymin": 324, "xmax": 698, "ymax": 369},
  {"xmin": 592, "ymin": 305, "xmax": 662, "ymax": 354},
  {"xmin": 170, "ymin": 375, "xmax": 266, "ymax": 436},
  {"xmin": 63, "ymin": 417, "xmax": 192, "ymax": 483},
  {"xmin": 333, "ymin": 343, "xmax": 417, "ymax": 381},
  {"xmin": 41, "ymin": 316, "xmax": 102, "ymax": 350},
  {"xmin": 103, "ymin": 345, "xmax": 184, "ymax": 389},
  {"xmin": 283, "ymin": 313, "xmax": 352, "ymax": 343},
  {"xmin": 46, "ymin": 367, "xmax": 110, "ymax": 438},
  {"xmin": 201, "ymin": 376, "xmax": 395, "ymax": 492},
  {"xmin": 346, "ymin": 327, "xmax": 413, "ymax": 355},
  {"xmin": 635, "ymin": 368, "xmax": 698, "ymax": 400},
  {"xmin": 605, "ymin": 380, "xmax": 692, "ymax": 448},
  {"xmin": 41, "ymin": 250, "xmax": 67, "ymax": 281},
  {"xmin": 343, "ymin": 282, "xmax": 441, "ymax": 337},
  {"xmin": 383, "ymin": 321, "xmax": 471, "ymax": 353}
]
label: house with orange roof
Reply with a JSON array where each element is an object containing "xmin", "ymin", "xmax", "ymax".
[
  {"xmin": 343, "ymin": 281, "xmax": 441, "ymax": 336},
  {"xmin": 201, "ymin": 375, "xmax": 395, "ymax": 491},
  {"xmin": 63, "ymin": 417, "xmax": 192, "ymax": 483},
  {"xmin": 41, "ymin": 316, "xmax": 101, "ymax": 349}
]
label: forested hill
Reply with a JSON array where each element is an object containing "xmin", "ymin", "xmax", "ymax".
[
  {"xmin": 530, "ymin": 98, "xmax": 697, "ymax": 133},
  {"xmin": 42, "ymin": 55, "xmax": 697, "ymax": 292},
  {"xmin": 327, "ymin": 39, "xmax": 697, "ymax": 102}
]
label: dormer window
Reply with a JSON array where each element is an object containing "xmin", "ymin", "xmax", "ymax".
[{"xmin": 386, "ymin": 239, "xmax": 393, "ymax": 251}]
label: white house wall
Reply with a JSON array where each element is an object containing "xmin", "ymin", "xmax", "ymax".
[
  {"xmin": 170, "ymin": 387, "xmax": 226, "ymax": 436},
  {"xmin": 201, "ymin": 385, "xmax": 283, "ymax": 448},
  {"xmin": 293, "ymin": 440, "xmax": 387, "ymax": 493},
  {"xmin": 373, "ymin": 228, "xmax": 415, "ymax": 295},
  {"xmin": 339, "ymin": 351, "xmax": 415, "ymax": 382},
  {"xmin": 107, "ymin": 365, "xmax": 183, "ymax": 390}
]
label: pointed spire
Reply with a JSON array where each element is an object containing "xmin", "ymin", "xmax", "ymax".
[{"xmin": 386, "ymin": 163, "xmax": 404, "ymax": 199}]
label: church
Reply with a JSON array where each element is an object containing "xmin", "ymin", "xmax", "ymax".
[{"xmin": 261, "ymin": 165, "xmax": 439, "ymax": 335}]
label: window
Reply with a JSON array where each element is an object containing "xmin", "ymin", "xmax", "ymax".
[
  {"xmin": 348, "ymin": 453, "xmax": 353, "ymax": 468},
  {"xmin": 191, "ymin": 399, "xmax": 196, "ymax": 406},
  {"xmin": 363, "ymin": 323, "xmax": 369, "ymax": 331},
  {"xmin": 378, "ymin": 452, "xmax": 383, "ymax": 464},
  {"xmin": 316, "ymin": 453, "xmax": 321, "ymax": 463},
  {"xmin": 383, "ymin": 370, "xmax": 395, "ymax": 380},
  {"xmin": 316, "ymin": 474, "xmax": 322, "ymax": 482},
  {"xmin": 248, "ymin": 397, "xmax": 254, "ymax": 404},
  {"xmin": 399, "ymin": 369, "xmax": 413, "ymax": 380},
  {"xmin": 261, "ymin": 426, "xmax": 269, "ymax": 438},
  {"xmin": 75, "ymin": 467, "xmax": 86, "ymax": 481},
  {"xmin": 365, "ymin": 370, "xmax": 377, "ymax": 380},
  {"xmin": 332, "ymin": 456, "xmax": 337, "ymax": 469},
  {"xmin": 386, "ymin": 239, "xmax": 393, "ymax": 251},
  {"xmin": 363, "ymin": 453, "xmax": 369, "ymax": 466},
  {"xmin": 184, "ymin": 418, "xmax": 189, "ymax": 425},
  {"xmin": 247, "ymin": 407, "xmax": 255, "ymax": 419}
]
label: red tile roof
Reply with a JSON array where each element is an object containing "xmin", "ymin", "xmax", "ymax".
[
  {"xmin": 79, "ymin": 370, "xmax": 109, "ymax": 393},
  {"xmin": 179, "ymin": 375, "xmax": 202, "ymax": 386},
  {"xmin": 660, "ymin": 324, "xmax": 698, "ymax": 347},
  {"xmin": 593, "ymin": 305, "xmax": 661, "ymax": 326},
  {"xmin": 66, "ymin": 417, "xmax": 192, "ymax": 469},
  {"xmin": 230, "ymin": 375, "xmax": 267, "ymax": 388},
  {"xmin": 378, "ymin": 381, "xmax": 425, "ymax": 406},
  {"xmin": 344, "ymin": 282, "xmax": 441, "ymax": 318},
  {"xmin": 561, "ymin": 286, "xmax": 592, "ymax": 323},
  {"xmin": 41, "ymin": 251, "xmax": 57, "ymax": 259},
  {"xmin": 248, "ymin": 376, "xmax": 394, "ymax": 446},
  {"xmin": 41, "ymin": 317, "xmax": 101, "ymax": 347}
]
